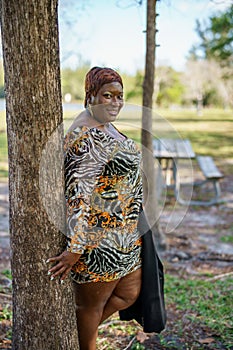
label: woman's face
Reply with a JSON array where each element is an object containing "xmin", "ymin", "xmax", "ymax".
[{"xmin": 91, "ymin": 82, "xmax": 124, "ymax": 124}]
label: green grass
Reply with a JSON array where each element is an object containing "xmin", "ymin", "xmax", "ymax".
[
  {"xmin": 220, "ymin": 235, "xmax": 233, "ymax": 244},
  {"xmin": 0, "ymin": 305, "xmax": 12, "ymax": 321},
  {"xmin": 131, "ymin": 344, "xmax": 145, "ymax": 349},
  {"xmin": 2, "ymin": 269, "xmax": 12, "ymax": 280},
  {"xmin": 155, "ymin": 108, "xmax": 233, "ymax": 160},
  {"xmin": 165, "ymin": 274, "xmax": 233, "ymax": 348},
  {"xmin": 122, "ymin": 107, "xmax": 233, "ymax": 158}
]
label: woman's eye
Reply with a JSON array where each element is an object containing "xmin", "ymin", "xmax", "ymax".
[
  {"xmin": 102, "ymin": 93, "xmax": 124, "ymax": 101},
  {"xmin": 103, "ymin": 93, "xmax": 112, "ymax": 99}
]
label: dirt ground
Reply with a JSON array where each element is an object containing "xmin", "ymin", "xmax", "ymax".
[{"xmin": 0, "ymin": 174, "xmax": 233, "ymax": 349}]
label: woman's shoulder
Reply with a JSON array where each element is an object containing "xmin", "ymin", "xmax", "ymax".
[
  {"xmin": 65, "ymin": 111, "xmax": 93, "ymax": 143},
  {"xmin": 67, "ymin": 110, "xmax": 91, "ymax": 133},
  {"xmin": 64, "ymin": 126, "xmax": 91, "ymax": 152},
  {"xmin": 64, "ymin": 113, "xmax": 105, "ymax": 152}
]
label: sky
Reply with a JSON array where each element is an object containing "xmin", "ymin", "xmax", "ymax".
[{"xmin": 58, "ymin": 0, "xmax": 232, "ymax": 74}]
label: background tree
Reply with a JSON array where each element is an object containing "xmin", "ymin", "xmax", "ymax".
[
  {"xmin": 124, "ymin": 70, "xmax": 144, "ymax": 103},
  {"xmin": 61, "ymin": 62, "xmax": 91, "ymax": 101},
  {"xmin": 141, "ymin": 0, "xmax": 166, "ymax": 249},
  {"xmin": 189, "ymin": 4, "xmax": 233, "ymax": 108},
  {"xmin": 190, "ymin": 4, "xmax": 233, "ymax": 66},
  {"xmin": 183, "ymin": 59, "xmax": 231, "ymax": 111},
  {"xmin": 0, "ymin": 1, "xmax": 79, "ymax": 348},
  {"xmin": 154, "ymin": 66, "xmax": 184, "ymax": 107}
]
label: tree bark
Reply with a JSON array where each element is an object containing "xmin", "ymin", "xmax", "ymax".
[
  {"xmin": 0, "ymin": 1, "xmax": 79, "ymax": 349},
  {"xmin": 141, "ymin": 0, "xmax": 166, "ymax": 250}
]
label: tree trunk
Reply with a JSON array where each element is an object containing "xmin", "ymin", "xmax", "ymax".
[
  {"xmin": 0, "ymin": 1, "xmax": 79, "ymax": 349},
  {"xmin": 196, "ymin": 93, "xmax": 203, "ymax": 116},
  {"xmin": 141, "ymin": 0, "xmax": 166, "ymax": 250}
]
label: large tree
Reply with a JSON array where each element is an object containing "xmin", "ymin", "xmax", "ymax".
[{"xmin": 0, "ymin": 1, "xmax": 78, "ymax": 349}]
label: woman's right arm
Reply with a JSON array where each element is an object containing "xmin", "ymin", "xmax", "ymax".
[{"xmin": 64, "ymin": 128, "xmax": 97, "ymax": 254}]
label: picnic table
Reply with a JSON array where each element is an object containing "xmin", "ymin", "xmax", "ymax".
[{"xmin": 153, "ymin": 138, "xmax": 224, "ymax": 206}]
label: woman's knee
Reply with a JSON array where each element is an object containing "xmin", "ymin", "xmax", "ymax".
[{"xmin": 75, "ymin": 303, "xmax": 104, "ymax": 323}]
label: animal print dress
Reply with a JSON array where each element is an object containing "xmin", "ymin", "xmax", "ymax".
[{"xmin": 64, "ymin": 126, "xmax": 143, "ymax": 283}]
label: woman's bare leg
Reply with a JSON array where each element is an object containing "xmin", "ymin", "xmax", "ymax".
[
  {"xmin": 100, "ymin": 268, "xmax": 142, "ymax": 323},
  {"xmin": 73, "ymin": 268, "xmax": 142, "ymax": 350},
  {"xmin": 73, "ymin": 280, "xmax": 118, "ymax": 350}
]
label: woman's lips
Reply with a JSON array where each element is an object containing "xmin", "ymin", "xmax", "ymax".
[{"xmin": 107, "ymin": 109, "xmax": 119, "ymax": 116}]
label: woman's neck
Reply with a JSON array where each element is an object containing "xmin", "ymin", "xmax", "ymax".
[{"xmin": 86, "ymin": 108, "xmax": 110, "ymax": 129}]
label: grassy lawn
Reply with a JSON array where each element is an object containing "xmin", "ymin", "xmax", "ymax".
[
  {"xmin": 119, "ymin": 107, "xmax": 233, "ymax": 158},
  {"xmin": 1, "ymin": 271, "xmax": 232, "ymax": 349},
  {"xmin": 163, "ymin": 274, "xmax": 233, "ymax": 349},
  {"xmin": 158, "ymin": 108, "xmax": 233, "ymax": 161}
]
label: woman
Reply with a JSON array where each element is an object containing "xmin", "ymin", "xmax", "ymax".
[{"xmin": 47, "ymin": 67, "xmax": 144, "ymax": 349}]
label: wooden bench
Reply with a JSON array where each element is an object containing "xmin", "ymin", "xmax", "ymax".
[
  {"xmin": 153, "ymin": 138, "xmax": 195, "ymax": 187},
  {"xmin": 197, "ymin": 156, "xmax": 224, "ymax": 180},
  {"xmin": 153, "ymin": 138, "xmax": 227, "ymax": 206},
  {"xmin": 194, "ymin": 155, "xmax": 224, "ymax": 205}
]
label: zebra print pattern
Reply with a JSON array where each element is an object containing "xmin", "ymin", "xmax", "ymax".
[{"xmin": 64, "ymin": 126, "xmax": 143, "ymax": 283}]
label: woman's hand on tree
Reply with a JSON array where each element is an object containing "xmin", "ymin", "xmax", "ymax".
[{"xmin": 47, "ymin": 251, "xmax": 81, "ymax": 282}]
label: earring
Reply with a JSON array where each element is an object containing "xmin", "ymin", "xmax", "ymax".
[{"xmin": 86, "ymin": 103, "xmax": 94, "ymax": 117}]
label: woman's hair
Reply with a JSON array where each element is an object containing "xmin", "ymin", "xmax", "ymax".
[{"xmin": 84, "ymin": 66, "xmax": 123, "ymax": 107}]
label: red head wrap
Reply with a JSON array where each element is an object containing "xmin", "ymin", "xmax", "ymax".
[{"xmin": 84, "ymin": 66, "xmax": 123, "ymax": 107}]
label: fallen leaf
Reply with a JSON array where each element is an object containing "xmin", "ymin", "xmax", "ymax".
[
  {"xmin": 198, "ymin": 337, "xmax": 215, "ymax": 344},
  {"xmin": 136, "ymin": 331, "xmax": 149, "ymax": 343}
]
